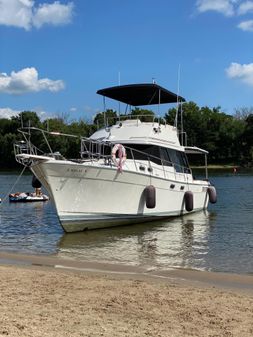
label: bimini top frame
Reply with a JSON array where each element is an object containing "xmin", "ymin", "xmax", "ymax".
[
  {"xmin": 97, "ymin": 83, "xmax": 185, "ymax": 106},
  {"xmin": 184, "ymin": 146, "xmax": 209, "ymax": 180}
]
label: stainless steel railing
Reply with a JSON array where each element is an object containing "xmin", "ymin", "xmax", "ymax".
[{"xmin": 14, "ymin": 127, "xmax": 192, "ymax": 180}]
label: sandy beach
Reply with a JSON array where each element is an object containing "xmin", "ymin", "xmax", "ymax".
[{"xmin": 0, "ymin": 253, "xmax": 253, "ymax": 337}]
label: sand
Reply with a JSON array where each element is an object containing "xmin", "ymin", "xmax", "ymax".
[{"xmin": 0, "ymin": 253, "xmax": 253, "ymax": 337}]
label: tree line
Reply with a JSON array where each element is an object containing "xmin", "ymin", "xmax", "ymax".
[{"xmin": 0, "ymin": 103, "xmax": 252, "ymax": 169}]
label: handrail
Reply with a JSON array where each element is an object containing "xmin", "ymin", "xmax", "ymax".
[
  {"xmin": 15, "ymin": 126, "xmax": 192, "ymax": 177},
  {"xmin": 105, "ymin": 114, "xmax": 167, "ymax": 126},
  {"xmin": 17, "ymin": 126, "xmax": 80, "ymax": 139}
]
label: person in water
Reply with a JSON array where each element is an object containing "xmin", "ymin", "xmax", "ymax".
[{"xmin": 35, "ymin": 188, "xmax": 42, "ymax": 196}]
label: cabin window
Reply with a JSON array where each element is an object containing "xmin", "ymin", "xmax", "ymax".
[
  {"xmin": 166, "ymin": 148, "xmax": 190, "ymax": 173},
  {"xmin": 122, "ymin": 144, "xmax": 190, "ymax": 173},
  {"xmin": 159, "ymin": 147, "xmax": 173, "ymax": 166},
  {"xmin": 123, "ymin": 144, "xmax": 161, "ymax": 165}
]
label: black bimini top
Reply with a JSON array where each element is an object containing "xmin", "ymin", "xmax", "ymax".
[{"xmin": 97, "ymin": 83, "xmax": 185, "ymax": 106}]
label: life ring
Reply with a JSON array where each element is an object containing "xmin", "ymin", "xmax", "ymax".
[{"xmin": 111, "ymin": 144, "xmax": 127, "ymax": 172}]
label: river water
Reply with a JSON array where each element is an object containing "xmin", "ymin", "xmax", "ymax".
[{"xmin": 0, "ymin": 171, "xmax": 253, "ymax": 275}]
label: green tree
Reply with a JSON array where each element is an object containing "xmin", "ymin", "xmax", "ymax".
[
  {"xmin": 130, "ymin": 108, "xmax": 155, "ymax": 122},
  {"xmin": 165, "ymin": 102, "xmax": 245, "ymax": 164},
  {"xmin": 0, "ymin": 104, "xmax": 251, "ymax": 169},
  {"xmin": 93, "ymin": 109, "xmax": 117, "ymax": 128},
  {"xmin": 0, "ymin": 133, "xmax": 18, "ymax": 168},
  {"xmin": 240, "ymin": 114, "xmax": 253, "ymax": 166},
  {"xmin": 11, "ymin": 111, "xmax": 41, "ymax": 128}
]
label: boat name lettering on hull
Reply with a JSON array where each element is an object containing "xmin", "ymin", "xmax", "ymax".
[{"xmin": 67, "ymin": 168, "xmax": 86, "ymax": 173}]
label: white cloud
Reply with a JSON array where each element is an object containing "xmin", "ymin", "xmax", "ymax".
[
  {"xmin": 0, "ymin": 0, "xmax": 33, "ymax": 30},
  {"xmin": 0, "ymin": 67, "xmax": 65, "ymax": 94},
  {"xmin": 238, "ymin": 19, "xmax": 253, "ymax": 31},
  {"xmin": 238, "ymin": 1, "xmax": 253, "ymax": 15},
  {"xmin": 33, "ymin": 1, "xmax": 74, "ymax": 28},
  {"xmin": 0, "ymin": 0, "xmax": 73, "ymax": 30},
  {"xmin": 0, "ymin": 106, "xmax": 61, "ymax": 120},
  {"xmin": 32, "ymin": 107, "xmax": 51, "ymax": 120},
  {"xmin": 196, "ymin": 0, "xmax": 237, "ymax": 17},
  {"xmin": 84, "ymin": 105, "xmax": 100, "ymax": 114},
  {"xmin": 196, "ymin": 1, "xmax": 253, "ymax": 33},
  {"xmin": 0, "ymin": 107, "xmax": 20, "ymax": 118},
  {"xmin": 226, "ymin": 62, "xmax": 253, "ymax": 86}
]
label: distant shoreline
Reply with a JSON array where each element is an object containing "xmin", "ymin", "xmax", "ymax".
[{"xmin": 192, "ymin": 165, "xmax": 252, "ymax": 170}]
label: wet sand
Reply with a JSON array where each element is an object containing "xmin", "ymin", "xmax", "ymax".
[{"xmin": 0, "ymin": 252, "xmax": 253, "ymax": 337}]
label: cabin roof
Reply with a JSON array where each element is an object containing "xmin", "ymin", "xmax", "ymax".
[
  {"xmin": 97, "ymin": 83, "xmax": 185, "ymax": 106},
  {"xmin": 184, "ymin": 146, "xmax": 209, "ymax": 155}
]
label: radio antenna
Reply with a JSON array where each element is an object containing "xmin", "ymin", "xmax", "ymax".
[
  {"xmin": 118, "ymin": 71, "xmax": 121, "ymax": 116},
  {"xmin": 174, "ymin": 64, "xmax": 181, "ymax": 129}
]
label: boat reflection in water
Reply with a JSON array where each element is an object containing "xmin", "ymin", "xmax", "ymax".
[{"xmin": 57, "ymin": 210, "xmax": 215, "ymax": 271}]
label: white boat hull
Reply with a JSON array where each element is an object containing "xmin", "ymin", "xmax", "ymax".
[{"xmin": 31, "ymin": 160, "xmax": 210, "ymax": 232}]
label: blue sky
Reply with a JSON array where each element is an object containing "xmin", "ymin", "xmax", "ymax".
[{"xmin": 1, "ymin": 0, "xmax": 253, "ymax": 122}]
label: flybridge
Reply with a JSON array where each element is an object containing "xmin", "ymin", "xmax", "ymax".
[{"xmin": 97, "ymin": 83, "xmax": 185, "ymax": 106}]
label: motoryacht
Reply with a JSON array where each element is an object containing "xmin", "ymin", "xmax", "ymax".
[{"xmin": 14, "ymin": 83, "xmax": 216, "ymax": 232}]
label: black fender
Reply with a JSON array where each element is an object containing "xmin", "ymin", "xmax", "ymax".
[
  {"xmin": 145, "ymin": 185, "xmax": 156, "ymax": 209},
  {"xmin": 184, "ymin": 191, "xmax": 193, "ymax": 212},
  {"xmin": 207, "ymin": 186, "xmax": 217, "ymax": 204}
]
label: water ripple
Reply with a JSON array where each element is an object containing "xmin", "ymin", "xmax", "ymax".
[{"xmin": 0, "ymin": 173, "xmax": 253, "ymax": 274}]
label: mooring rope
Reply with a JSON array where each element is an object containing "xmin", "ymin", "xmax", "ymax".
[{"xmin": 1, "ymin": 166, "xmax": 27, "ymax": 203}]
